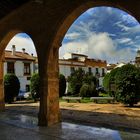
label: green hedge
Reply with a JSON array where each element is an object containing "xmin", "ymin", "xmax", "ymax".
[{"xmin": 4, "ymin": 74, "xmax": 20, "ymax": 103}]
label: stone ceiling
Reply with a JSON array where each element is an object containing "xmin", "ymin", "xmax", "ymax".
[{"xmin": 0, "ymin": 0, "xmax": 30, "ymax": 20}]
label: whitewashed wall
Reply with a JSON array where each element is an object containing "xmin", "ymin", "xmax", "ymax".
[{"xmin": 4, "ymin": 61, "xmax": 34, "ymax": 92}]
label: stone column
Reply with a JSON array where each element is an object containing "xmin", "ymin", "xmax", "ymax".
[
  {"xmin": 38, "ymin": 46, "xmax": 60, "ymax": 126},
  {"xmin": 0, "ymin": 55, "xmax": 5, "ymax": 111}
]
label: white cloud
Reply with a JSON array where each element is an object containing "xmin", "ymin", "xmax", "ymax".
[
  {"xmin": 120, "ymin": 13, "xmax": 138, "ymax": 24},
  {"xmin": 6, "ymin": 35, "xmax": 37, "ymax": 56},
  {"xmin": 65, "ymin": 32, "xmax": 80, "ymax": 40},
  {"xmin": 127, "ymin": 25, "xmax": 140, "ymax": 34},
  {"xmin": 106, "ymin": 7, "xmax": 113, "ymax": 15},
  {"xmin": 135, "ymin": 36, "xmax": 140, "ymax": 40},
  {"xmin": 87, "ymin": 32, "xmax": 116, "ymax": 59},
  {"xmin": 59, "ymin": 42, "xmax": 88, "ymax": 59},
  {"xmin": 115, "ymin": 38, "xmax": 132, "ymax": 44},
  {"xmin": 60, "ymin": 32, "xmax": 136, "ymax": 63},
  {"xmin": 86, "ymin": 8, "xmax": 94, "ymax": 16},
  {"xmin": 114, "ymin": 21, "xmax": 130, "ymax": 31},
  {"xmin": 109, "ymin": 33, "xmax": 116, "ymax": 37},
  {"xmin": 61, "ymin": 32, "xmax": 116, "ymax": 61},
  {"xmin": 114, "ymin": 21, "xmax": 140, "ymax": 34}
]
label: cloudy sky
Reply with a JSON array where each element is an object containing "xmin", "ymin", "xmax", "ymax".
[
  {"xmin": 6, "ymin": 7, "xmax": 140, "ymax": 63},
  {"xmin": 6, "ymin": 33, "xmax": 35, "ymax": 56}
]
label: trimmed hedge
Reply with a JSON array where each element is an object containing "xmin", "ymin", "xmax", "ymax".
[
  {"xmin": 59, "ymin": 74, "xmax": 66, "ymax": 97},
  {"xmin": 4, "ymin": 74, "xmax": 20, "ymax": 103}
]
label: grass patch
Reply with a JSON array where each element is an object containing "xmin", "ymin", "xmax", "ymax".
[
  {"xmin": 81, "ymin": 97, "xmax": 91, "ymax": 103},
  {"xmin": 99, "ymin": 92, "xmax": 110, "ymax": 97},
  {"xmin": 59, "ymin": 94, "xmax": 113, "ymax": 104}
]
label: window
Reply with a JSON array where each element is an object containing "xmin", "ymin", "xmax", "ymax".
[
  {"xmin": 7, "ymin": 62, "xmax": 15, "ymax": 74},
  {"xmin": 71, "ymin": 67, "xmax": 75, "ymax": 73},
  {"xmin": 88, "ymin": 67, "xmax": 91, "ymax": 74},
  {"xmin": 102, "ymin": 68, "xmax": 105, "ymax": 76},
  {"xmin": 96, "ymin": 68, "xmax": 99, "ymax": 74},
  {"xmin": 26, "ymin": 85, "xmax": 30, "ymax": 92},
  {"xmin": 27, "ymin": 77, "xmax": 31, "ymax": 80},
  {"xmin": 95, "ymin": 68, "xmax": 100, "ymax": 78},
  {"xmin": 24, "ymin": 63, "xmax": 30, "ymax": 75}
]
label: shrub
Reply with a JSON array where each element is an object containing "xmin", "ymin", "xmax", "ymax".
[
  {"xmin": 59, "ymin": 74, "xmax": 66, "ymax": 97},
  {"xmin": 30, "ymin": 73, "xmax": 40, "ymax": 101},
  {"xmin": 67, "ymin": 68, "xmax": 85, "ymax": 95},
  {"xmin": 83, "ymin": 73, "xmax": 98, "ymax": 86},
  {"xmin": 79, "ymin": 84, "xmax": 91, "ymax": 97},
  {"xmin": 115, "ymin": 64, "xmax": 140, "ymax": 106},
  {"xmin": 103, "ymin": 73, "xmax": 110, "ymax": 91},
  {"xmin": 103, "ymin": 68, "xmax": 120, "ymax": 97},
  {"xmin": 79, "ymin": 83, "xmax": 98, "ymax": 97},
  {"xmin": 68, "ymin": 69, "xmax": 98, "ymax": 96},
  {"xmin": 4, "ymin": 74, "xmax": 20, "ymax": 103}
]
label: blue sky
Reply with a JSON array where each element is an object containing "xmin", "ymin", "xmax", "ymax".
[
  {"xmin": 59, "ymin": 7, "xmax": 140, "ymax": 63},
  {"xmin": 6, "ymin": 7, "xmax": 140, "ymax": 63}
]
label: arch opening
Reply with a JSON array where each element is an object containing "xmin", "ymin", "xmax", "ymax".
[
  {"xmin": 57, "ymin": 5, "xmax": 140, "ymax": 131},
  {"xmin": 0, "ymin": 32, "xmax": 39, "ymax": 125}
]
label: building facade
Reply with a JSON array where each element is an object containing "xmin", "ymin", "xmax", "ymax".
[
  {"xmin": 135, "ymin": 50, "xmax": 140, "ymax": 68},
  {"xmin": 4, "ymin": 45, "xmax": 35, "ymax": 93},
  {"xmin": 4, "ymin": 47, "xmax": 107, "ymax": 93},
  {"xmin": 59, "ymin": 53, "xmax": 107, "ymax": 86}
]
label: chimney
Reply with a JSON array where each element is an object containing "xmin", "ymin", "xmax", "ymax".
[
  {"xmin": 22, "ymin": 48, "xmax": 25, "ymax": 53},
  {"xmin": 12, "ymin": 45, "xmax": 16, "ymax": 55}
]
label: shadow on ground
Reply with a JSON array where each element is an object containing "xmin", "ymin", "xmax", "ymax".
[{"xmin": 4, "ymin": 102, "xmax": 140, "ymax": 134}]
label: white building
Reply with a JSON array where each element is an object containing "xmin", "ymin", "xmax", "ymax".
[
  {"xmin": 59, "ymin": 53, "xmax": 107, "ymax": 86},
  {"xmin": 4, "ymin": 45, "xmax": 35, "ymax": 92},
  {"xmin": 3, "ymin": 47, "xmax": 107, "ymax": 93},
  {"xmin": 135, "ymin": 50, "xmax": 140, "ymax": 68}
]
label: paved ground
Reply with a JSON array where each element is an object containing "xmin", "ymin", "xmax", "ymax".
[
  {"xmin": 60, "ymin": 102, "xmax": 140, "ymax": 133},
  {"xmin": 0, "ymin": 111, "xmax": 140, "ymax": 140},
  {"xmin": 0, "ymin": 111, "xmax": 122, "ymax": 140},
  {"xmin": 5, "ymin": 101, "xmax": 140, "ymax": 133},
  {"xmin": 0, "ymin": 101, "xmax": 139, "ymax": 140}
]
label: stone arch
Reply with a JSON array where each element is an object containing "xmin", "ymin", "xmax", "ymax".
[
  {"xmin": 45, "ymin": 0, "xmax": 140, "ymax": 126},
  {"xmin": 0, "ymin": 0, "xmax": 140, "ymax": 127}
]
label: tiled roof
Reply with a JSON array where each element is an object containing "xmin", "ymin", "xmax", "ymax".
[{"xmin": 4, "ymin": 50, "xmax": 35, "ymax": 61}]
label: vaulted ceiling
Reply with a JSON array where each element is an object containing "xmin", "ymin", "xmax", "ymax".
[{"xmin": 0, "ymin": 0, "xmax": 30, "ymax": 20}]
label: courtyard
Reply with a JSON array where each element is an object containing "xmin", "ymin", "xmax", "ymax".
[{"xmin": 5, "ymin": 101, "xmax": 140, "ymax": 134}]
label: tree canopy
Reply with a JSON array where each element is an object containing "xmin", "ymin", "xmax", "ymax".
[
  {"xmin": 104, "ymin": 64, "xmax": 140, "ymax": 106},
  {"xmin": 30, "ymin": 73, "xmax": 40, "ymax": 101},
  {"xmin": 67, "ymin": 68, "xmax": 98, "ymax": 97},
  {"xmin": 115, "ymin": 64, "xmax": 140, "ymax": 106}
]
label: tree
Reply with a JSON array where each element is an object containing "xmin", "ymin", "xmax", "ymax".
[
  {"xmin": 4, "ymin": 74, "xmax": 20, "ymax": 103},
  {"xmin": 67, "ymin": 68, "xmax": 85, "ymax": 95},
  {"xmin": 67, "ymin": 68, "xmax": 98, "ymax": 96},
  {"xmin": 80, "ymin": 73, "xmax": 98, "ymax": 97},
  {"xmin": 79, "ymin": 83, "xmax": 91, "ymax": 97},
  {"xmin": 59, "ymin": 74, "xmax": 66, "ymax": 97},
  {"xmin": 115, "ymin": 64, "xmax": 140, "ymax": 106},
  {"xmin": 103, "ymin": 68, "xmax": 120, "ymax": 96},
  {"xmin": 30, "ymin": 73, "xmax": 40, "ymax": 101}
]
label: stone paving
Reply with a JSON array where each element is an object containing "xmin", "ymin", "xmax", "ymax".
[{"xmin": 0, "ymin": 111, "xmax": 140, "ymax": 140}]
